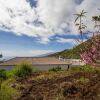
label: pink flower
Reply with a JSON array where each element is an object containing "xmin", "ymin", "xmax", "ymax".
[{"xmin": 80, "ymin": 43, "xmax": 100, "ymax": 65}]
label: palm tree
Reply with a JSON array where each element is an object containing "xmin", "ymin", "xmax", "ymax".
[{"xmin": 74, "ymin": 10, "xmax": 87, "ymax": 42}]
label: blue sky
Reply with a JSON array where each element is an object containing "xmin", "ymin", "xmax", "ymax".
[
  {"xmin": 0, "ymin": 0, "xmax": 99, "ymax": 57},
  {"xmin": 0, "ymin": 30, "xmax": 74, "ymax": 57}
]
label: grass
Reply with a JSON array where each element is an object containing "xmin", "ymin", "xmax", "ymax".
[
  {"xmin": 34, "ymin": 70, "xmax": 70, "ymax": 80},
  {"xmin": 0, "ymin": 78, "xmax": 20, "ymax": 100},
  {"xmin": 70, "ymin": 65, "xmax": 100, "ymax": 73}
]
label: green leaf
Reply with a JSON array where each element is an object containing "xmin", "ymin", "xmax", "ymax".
[{"xmin": 74, "ymin": 16, "xmax": 79, "ymax": 22}]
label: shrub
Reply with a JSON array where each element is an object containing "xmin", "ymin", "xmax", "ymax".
[
  {"xmin": 6, "ymin": 70, "xmax": 14, "ymax": 78},
  {"xmin": 49, "ymin": 66, "xmax": 62, "ymax": 72},
  {"xmin": 0, "ymin": 79, "xmax": 19, "ymax": 100},
  {"xmin": 13, "ymin": 63, "xmax": 33, "ymax": 77},
  {"xmin": 71, "ymin": 65, "xmax": 100, "ymax": 73},
  {"xmin": 0, "ymin": 69, "xmax": 7, "ymax": 80}
]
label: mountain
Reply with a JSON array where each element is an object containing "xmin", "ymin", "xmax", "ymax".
[{"xmin": 49, "ymin": 35, "xmax": 100, "ymax": 59}]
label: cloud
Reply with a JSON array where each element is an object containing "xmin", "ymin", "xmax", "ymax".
[
  {"xmin": 56, "ymin": 37, "xmax": 87, "ymax": 46},
  {"xmin": 56, "ymin": 37, "xmax": 75, "ymax": 44},
  {"xmin": 37, "ymin": 37, "xmax": 50, "ymax": 44},
  {"xmin": 0, "ymin": 0, "xmax": 100, "ymax": 44},
  {"xmin": 37, "ymin": 0, "xmax": 76, "ymax": 30}
]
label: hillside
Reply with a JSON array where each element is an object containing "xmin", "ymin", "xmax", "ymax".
[
  {"xmin": 49, "ymin": 47, "xmax": 81, "ymax": 59},
  {"xmin": 49, "ymin": 35, "xmax": 100, "ymax": 59},
  {"xmin": 49, "ymin": 44, "xmax": 85, "ymax": 59}
]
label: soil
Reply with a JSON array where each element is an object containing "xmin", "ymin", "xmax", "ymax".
[{"xmin": 14, "ymin": 72, "xmax": 100, "ymax": 100}]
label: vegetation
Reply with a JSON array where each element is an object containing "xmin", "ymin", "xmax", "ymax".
[
  {"xmin": 49, "ymin": 11, "xmax": 100, "ymax": 65},
  {"xmin": 74, "ymin": 9, "xmax": 87, "ymax": 38},
  {"xmin": 0, "ymin": 79, "xmax": 19, "ymax": 100},
  {"xmin": 49, "ymin": 35, "xmax": 100, "ymax": 59},
  {"xmin": 49, "ymin": 48, "xmax": 80, "ymax": 59},
  {"xmin": 70, "ymin": 65, "xmax": 100, "ymax": 73},
  {"xmin": 0, "ymin": 64, "xmax": 99, "ymax": 100},
  {"xmin": 0, "ymin": 69, "xmax": 7, "ymax": 80},
  {"xmin": 3, "ymin": 66, "xmax": 100, "ymax": 100},
  {"xmin": 0, "ymin": 63, "xmax": 37, "ymax": 79},
  {"xmin": 0, "ymin": 62, "xmax": 38, "ymax": 100},
  {"xmin": 74, "ymin": 10, "xmax": 100, "ymax": 65},
  {"xmin": 13, "ymin": 63, "xmax": 33, "ymax": 77},
  {"xmin": 49, "ymin": 66, "xmax": 62, "ymax": 72}
]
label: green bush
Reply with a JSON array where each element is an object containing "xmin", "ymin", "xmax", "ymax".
[
  {"xmin": 49, "ymin": 66, "xmax": 62, "ymax": 72},
  {"xmin": 6, "ymin": 70, "xmax": 15, "ymax": 78},
  {"xmin": 71, "ymin": 65, "xmax": 100, "ymax": 73},
  {"xmin": 13, "ymin": 63, "xmax": 33, "ymax": 77},
  {"xmin": 0, "ymin": 69, "xmax": 7, "ymax": 80}
]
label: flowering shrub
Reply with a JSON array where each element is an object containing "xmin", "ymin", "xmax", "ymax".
[
  {"xmin": 80, "ymin": 41, "xmax": 100, "ymax": 64},
  {"xmin": 75, "ymin": 10, "xmax": 100, "ymax": 65}
]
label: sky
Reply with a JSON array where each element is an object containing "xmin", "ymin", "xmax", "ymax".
[{"xmin": 0, "ymin": 0, "xmax": 100, "ymax": 58}]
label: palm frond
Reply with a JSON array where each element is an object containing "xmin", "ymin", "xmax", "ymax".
[
  {"xmin": 74, "ymin": 14, "xmax": 80, "ymax": 16},
  {"xmin": 74, "ymin": 16, "xmax": 79, "ymax": 23}
]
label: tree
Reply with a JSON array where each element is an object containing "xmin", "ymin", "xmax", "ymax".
[{"xmin": 74, "ymin": 10, "xmax": 87, "ymax": 42}]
